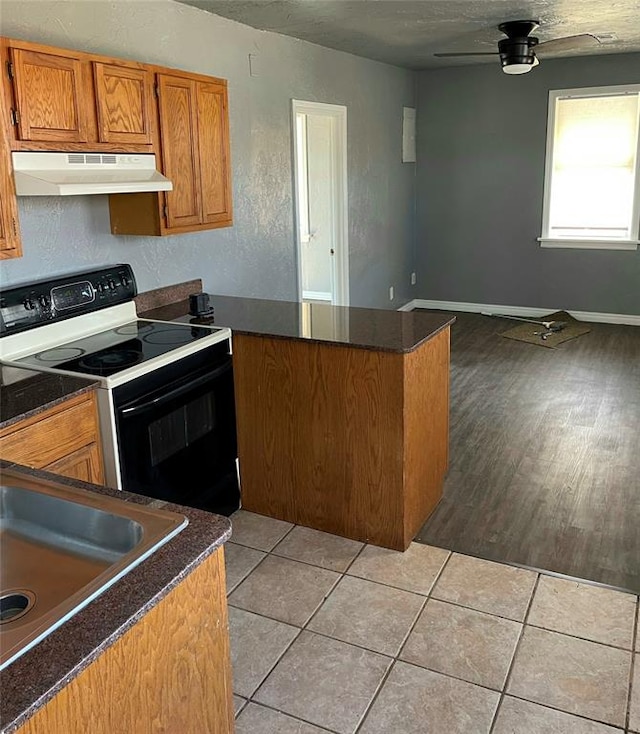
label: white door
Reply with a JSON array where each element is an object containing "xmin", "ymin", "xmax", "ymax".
[{"xmin": 292, "ymin": 100, "xmax": 348, "ymax": 306}]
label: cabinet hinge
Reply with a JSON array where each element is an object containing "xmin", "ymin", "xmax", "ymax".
[
  {"xmin": 6, "ymin": 61, "xmax": 14, "ymax": 81},
  {"xmin": 12, "ymin": 218, "xmax": 17, "ymax": 238},
  {"xmin": 10, "ymin": 108, "xmax": 19, "ymax": 126}
]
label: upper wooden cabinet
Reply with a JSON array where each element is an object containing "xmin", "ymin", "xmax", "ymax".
[
  {"xmin": 1, "ymin": 37, "xmax": 154, "ymax": 153},
  {"xmin": 0, "ymin": 36, "xmax": 233, "ymax": 243},
  {"xmin": 0, "ymin": 78, "xmax": 21, "ymax": 259},
  {"xmin": 158, "ymin": 73, "xmax": 232, "ymax": 230},
  {"xmin": 9, "ymin": 47, "xmax": 90, "ymax": 143},
  {"xmin": 109, "ymin": 69, "xmax": 232, "ymax": 236},
  {"xmin": 197, "ymin": 80, "xmax": 232, "ymax": 226},
  {"xmin": 93, "ymin": 62, "xmax": 154, "ymax": 145},
  {"xmin": 158, "ymin": 73, "xmax": 202, "ymax": 229},
  {"xmin": 0, "ymin": 145, "xmax": 22, "ymax": 259}
]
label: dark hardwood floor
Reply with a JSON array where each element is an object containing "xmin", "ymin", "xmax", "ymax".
[{"xmin": 415, "ymin": 311, "xmax": 640, "ymax": 593}]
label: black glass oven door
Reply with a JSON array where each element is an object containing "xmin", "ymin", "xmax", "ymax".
[{"xmin": 114, "ymin": 356, "xmax": 239, "ymax": 515}]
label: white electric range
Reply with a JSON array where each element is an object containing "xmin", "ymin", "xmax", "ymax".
[{"xmin": 0, "ymin": 264, "xmax": 240, "ymax": 515}]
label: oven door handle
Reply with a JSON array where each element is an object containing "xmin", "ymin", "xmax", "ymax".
[{"xmin": 119, "ymin": 359, "xmax": 232, "ymax": 417}]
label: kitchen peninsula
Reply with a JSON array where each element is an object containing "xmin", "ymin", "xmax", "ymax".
[{"xmin": 141, "ymin": 296, "xmax": 455, "ymax": 551}]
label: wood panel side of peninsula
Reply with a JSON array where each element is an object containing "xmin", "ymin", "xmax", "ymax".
[
  {"xmin": 233, "ymin": 327, "xmax": 450, "ymax": 550},
  {"xmin": 16, "ymin": 548, "xmax": 234, "ymax": 734}
]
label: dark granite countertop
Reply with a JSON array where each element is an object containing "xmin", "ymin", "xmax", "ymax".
[
  {"xmin": 0, "ymin": 461, "xmax": 231, "ymax": 734},
  {"xmin": 0, "ymin": 367, "xmax": 98, "ymax": 430},
  {"xmin": 141, "ymin": 295, "xmax": 455, "ymax": 353}
]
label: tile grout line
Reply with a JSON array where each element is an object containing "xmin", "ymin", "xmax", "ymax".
[
  {"xmin": 227, "ymin": 518, "xmax": 640, "ymax": 731},
  {"xmin": 625, "ymin": 596, "xmax": 639, "ymax": 733},
  {"xmin": 229, "ymin": 547, "xmax": 555, "ymax": 719},
  {"xmin": 230, "ymin": 579, "xmax": 639, "ymax": 730},
  {"xmin": 233, "ymin": 531, "xmax": 344, "ymax": 731},
  {"xmin": 503, "ymin": 691, "xmax": 630, "ymax": 731},
  {"xmin": 523, "ymin": 620, "xmax": 639, "ymax": 653},
  {"xmin": 488, "ymin": 572, "xmax": 541, "ymax": 734},
  {"xmin": 225, "ymin": 545, "xmax": 271, "ymax": 595},
  {"xmin": 353, "ymin": 549, "xmax": 454, "ymax": 734},
  {"xmin": 437, "ymin": 548, "xmax": 640, "ymax": 597},
  {"xmin": 227, "ymin": 524, "xmax": 304, "ymax": 721},
  {"xmin": 492, "ymin": 581, "xmax": 638, "ymax": 733},
  {"xmin": 240, "ymin": 698, "xmax": 340, "ymax": 732}
]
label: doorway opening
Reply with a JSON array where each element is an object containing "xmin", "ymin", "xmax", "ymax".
[{"xmin": 292, "ymin": 100, "xmax": 349, "ymax": 306}]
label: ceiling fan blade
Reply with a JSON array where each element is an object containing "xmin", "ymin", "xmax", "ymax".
[
  {"xmin": 536, "ymin": 33, "xmax": 601, "ymax": 54},
  {"xmin": 434, "ymin": 52, "xmax": 500, "ymax": 57}
]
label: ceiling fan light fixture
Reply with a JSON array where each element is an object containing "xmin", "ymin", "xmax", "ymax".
[
  {"xmin": 502, "ymin": 61, "xmax": 533, "ymax": 74},
  {"xmin": 498, "ymin": 36, "xmax": 539, "ymax": 74}
]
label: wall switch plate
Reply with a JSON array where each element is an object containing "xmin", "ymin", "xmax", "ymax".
[
  {"xmin": 389, "ymin": 286, "xmax": 394, "ymax": 301},
  {"xmin": 402, "ymin": 107, "xmax": 416, "ymax": 163},
  {"xmin": 411, "ymin": 272, "xmax": 416, "ymax": 285},
  {"xmin": 248, "ymin": 54, "xmax": 261, "ymax": 77}
]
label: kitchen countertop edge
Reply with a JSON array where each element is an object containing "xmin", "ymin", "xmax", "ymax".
[
  {"xmin": 0, "ymin": 461, "xmax": 232, "ymax": 734},
  {"xmin": 0, "ymin": 371, "xmax": 100, "ymax": 430},
  {"xmin": 141, "ymin": 296, "xmax": 456, "ymax": 354}
]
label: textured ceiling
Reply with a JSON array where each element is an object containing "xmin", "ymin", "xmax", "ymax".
[{"xmin": 177, "ymin": 0, "xmax": 640, "ymax": 69}]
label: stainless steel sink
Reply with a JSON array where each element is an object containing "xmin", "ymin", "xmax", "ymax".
[{"xmin": 0, "ymin": 479, "xmax": 188, "ymax": 670}]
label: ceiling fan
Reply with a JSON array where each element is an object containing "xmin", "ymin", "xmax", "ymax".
[{"xmin": 434, "ymin": 20, "xmax": 601, "ymax": 75}]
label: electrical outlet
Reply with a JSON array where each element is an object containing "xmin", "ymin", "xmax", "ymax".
[
  {"xmin": 389, "ymin": 286, "xmax": 394, "ymax": 301},
  {"xmin": 411, "ymin": 272, "xmax": 416, "ymax": 285}
]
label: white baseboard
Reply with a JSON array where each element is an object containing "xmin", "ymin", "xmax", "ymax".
[
  {"xmin": 400, "ymin": 299, "xmax": 640, "ymax": 326},
  {"xmin": 303, "ymin": 290, "xmax": 332, "ymax": 302}
]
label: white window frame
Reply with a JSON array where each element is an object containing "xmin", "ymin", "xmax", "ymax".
[{"xmin": 539, "ymin": 84, "xmax": 640, "ymax": 252}]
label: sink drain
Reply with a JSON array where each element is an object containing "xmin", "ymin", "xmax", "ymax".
[{"xmin": 0, "ymin": 591, "xmax": 36, "ymax": 623}]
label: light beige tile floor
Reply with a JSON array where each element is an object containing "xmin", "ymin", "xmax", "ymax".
[{"xmin": 225, "ymin": 510, "xmax": 640, "ymax": 734}]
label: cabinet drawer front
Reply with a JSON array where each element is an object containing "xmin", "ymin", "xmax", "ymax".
[
  {"xmin": 94, "ymin": 63, "xmax": 154, "ymax": 144},
  {"xmin": 11, "ymin": 48, "xmax": 89, "ymax": 142},
  {"xmin": 0, "ymin": 397, "xmax": 98, "ymax": 469}
]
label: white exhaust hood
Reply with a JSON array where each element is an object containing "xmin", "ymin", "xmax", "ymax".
[{"xmin": 12, "ymin": 152, "xmax": 173, "ymax": 196}]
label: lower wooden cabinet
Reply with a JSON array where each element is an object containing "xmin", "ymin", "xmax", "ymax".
[
  {"xmin": 0, "ymin": 390, "xmax": 104, "ymax": 484},
  {"xmin": 15, "ymin": 546, "xmax": 234, "ymax": 734},
  {"xmin": 233, "ymin": 328, "xmax": 450, "ymax": 550}
]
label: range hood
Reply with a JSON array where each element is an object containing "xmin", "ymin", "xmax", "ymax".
[{"xmin": 11, "ymin": 152, "xmax": 173, "ymax": 196}]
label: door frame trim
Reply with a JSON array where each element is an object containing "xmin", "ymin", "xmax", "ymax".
[{"xmin": 291, "ymin": 99, "xmax": 349, "ymax": 307}]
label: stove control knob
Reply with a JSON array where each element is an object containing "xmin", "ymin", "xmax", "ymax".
[
  {"xmin": 97, "ymin": 282, "xmax": 105, "ymax": 293},
  {"xmin": 108, "ymin": 279, "xmax": 116, "ymax": 290},
  {"xmin": 120, "ymin": 274, "xmax": 130, "ymax": 287},
  {"xmin": 38, "ymin": 295, "xmax": 50, "ymax": 309},
  {"xmin": 23, "ymin": 297, "xmax": 36, "ymax": 310}
]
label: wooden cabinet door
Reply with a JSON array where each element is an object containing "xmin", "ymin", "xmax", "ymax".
[
  {"xmin": 10, "ymin": 47, "xmax": 90, "ymax": 142},
  {"xmin": 0, "ymin": 392, "xmax": 104, "ymax": 484},
  {"xmin": 196, "ymin": 81, "xmax": 232, "ymax": 225},
  {"xmin": 157, "ymin": 73, "xmax": 201, "ymax": 229},
  {"xmin": 45, "ymin": 442, "xmax": 104, "ymax": 485},
  {"xmin": 0, "ymin": 93, "xmax": 21, "ymax": 258},
  {"xmin": 0, "ymin": 174, "xmax": 21, "ymax": 259},
  {"xmin": 94, "ymin": 62, "xmax": 154, "ymax": 144}
]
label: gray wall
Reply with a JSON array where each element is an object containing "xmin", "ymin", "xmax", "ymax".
[
  {"xmin": 416, "ymin": 54, "xmax": 640, "ymax": 315},
  {"xmin": 0, "ymin": 0, "xmax": 416, "ymax": 308}
]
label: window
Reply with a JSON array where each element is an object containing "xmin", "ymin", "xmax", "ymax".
[{"xmin": 540, "ymin": 84, "xmax": 640, "ymax": 250}]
